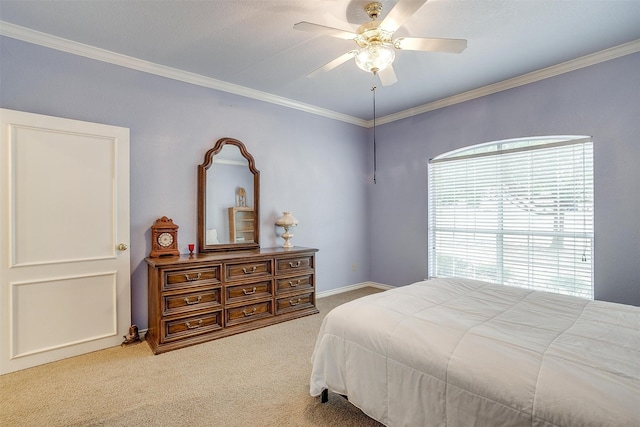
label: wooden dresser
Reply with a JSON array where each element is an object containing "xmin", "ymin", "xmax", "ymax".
[{"xmin": 145, "ymin": 246, "xmax": 318, "ymax": 354}]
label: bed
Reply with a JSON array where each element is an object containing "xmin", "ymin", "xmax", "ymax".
[{"xmin": 310, "ymin": 277, "xmax": 639, "ymax": 426}]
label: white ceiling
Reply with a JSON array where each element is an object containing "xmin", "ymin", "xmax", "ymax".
[{"xmin": 1, "ymin": 0, "xmax": 639, "ymax": 123}]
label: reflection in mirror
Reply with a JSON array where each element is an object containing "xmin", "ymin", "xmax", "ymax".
[
  {"xmin": 198, "ymin": 138, "xmax": 260, "ymax": 252},
  {"xmin": 205, "ymin": 146, "xmax": 254, "ymax": 244}
]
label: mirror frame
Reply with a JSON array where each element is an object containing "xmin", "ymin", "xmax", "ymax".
[{"xmin": 197, "ymin": 137, "xmax": 260, "ymax": 253}]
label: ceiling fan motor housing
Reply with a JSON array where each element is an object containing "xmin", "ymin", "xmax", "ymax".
[
  {"xmin": 357, "ymin": 2, "xmax": 393, "ymax": 49},
  {"xmin": 356, "ymin": 21, "xmax": 394, "ymax": 48}
]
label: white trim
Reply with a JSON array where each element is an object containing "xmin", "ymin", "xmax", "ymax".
[
  {"xmin": 1, "ymin": 21, "xmax": 637, "ymax": 128},
  {"xmin": 0, "ymin": 21, "xmax": 367, "ymax": 127},
  {"xmin": 316, "ymin": 281, "xmax": 394, "ymax": 298},
  {"xmin": 375, "ymin": 40, "xmax": 640, "ymax": 126}
]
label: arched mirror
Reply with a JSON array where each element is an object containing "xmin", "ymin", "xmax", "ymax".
[{"xmin": 198, "ymin": 138, "xmax": 260, "ymax": 252}]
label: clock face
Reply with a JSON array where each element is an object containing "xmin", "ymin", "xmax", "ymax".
[{"xmin": 157, "ymin": 232, "xmax": 174, "ymax": 247}]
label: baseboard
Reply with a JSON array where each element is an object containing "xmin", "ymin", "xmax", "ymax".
[
  {"xmin": 316, "ymin": 281, "xmax": 394, "ymax": 299},
  {"xmin": 123, "ymin": 328, "xmax": 147, "ymax": 342}
]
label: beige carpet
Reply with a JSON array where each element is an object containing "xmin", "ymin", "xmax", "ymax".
[{"xmin": 0, "ymin": 287, "xmax": 385, "ymax": 427}]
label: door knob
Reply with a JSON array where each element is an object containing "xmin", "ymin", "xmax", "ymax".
[{"xmin": 117, "ymin": 243, "xmax": 128, "ymax": 251}]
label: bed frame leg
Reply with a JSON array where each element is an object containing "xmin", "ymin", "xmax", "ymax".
[{"xmin": 321, "ymin": 389, "xmax": 328, "ymax": 403}]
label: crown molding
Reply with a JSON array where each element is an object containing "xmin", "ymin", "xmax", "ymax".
[
  {"xmin": 372, "ymin": 39, "xmax": 640, "ymax": 127},
  {"xmin": 1, "ymin": 21, "xmax": 637, "ymax": 129},
  {"xmin": 0, "ymin": 21, "xmax": 368, "ymax": 127}
]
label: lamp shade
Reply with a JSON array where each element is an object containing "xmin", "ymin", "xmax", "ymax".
[
  {"xmin": 275, "ymin": 211, "xmax": 298, "ymax": 227},
  {"xmin": 355, "ymin": 43, "xmax": 395, "ymax": 74}
]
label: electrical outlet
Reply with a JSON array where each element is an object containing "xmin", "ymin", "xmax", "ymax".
[{"xmin": 352, "ymin": 263, "xmax": 357, "ymax": 272}]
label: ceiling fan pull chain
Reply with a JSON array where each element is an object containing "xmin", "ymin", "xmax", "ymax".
[{"xmin": 371, "ymin": 84, "xmax": 377, "ymax": 184}]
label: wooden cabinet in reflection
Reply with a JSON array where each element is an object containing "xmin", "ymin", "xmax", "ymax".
[{"xmin": 228, "ymin": 206, "xmax": 255, "ymax": 243}]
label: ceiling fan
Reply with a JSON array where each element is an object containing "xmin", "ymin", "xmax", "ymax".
[{"xmin": 294, "ymin": 0, "xmax": 467, "ymax": 86}]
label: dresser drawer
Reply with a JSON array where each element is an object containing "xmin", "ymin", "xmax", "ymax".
[
  {"xmin": 226, "ymin": 280, "xmax": 273, "ymax": 305},
  {"xmin": 226, "ymin": 300, "xmax": 273, "ymax": 327},
  {"xmin": 162, "ymin": 287, "xmax": 222, "ymax": 316},
  {"xmin": 163, "ymin": 265, "xmax": 221, "ymax": 291},
  {"xmin": 275, "ymin": 274, "xmax": 313, "ymax": 294},
  {"xmin": 162, "ymin": 311, "xmax": 223, "ymax": 342},
  {"xmin": 276, "ymin": 292, "xmax": 314, "ymax": 315},
  {"xmin": 225, "ymin": 259, "xmax": 272, "ymax": 281},
  {"xmin": 275, "ymin": 255, "xmax": 313, "ymax": 275}
]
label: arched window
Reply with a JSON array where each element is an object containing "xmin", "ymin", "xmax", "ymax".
[{"xmin": 428, "ymin": 136, "xmax": 593, "ymax": 298}]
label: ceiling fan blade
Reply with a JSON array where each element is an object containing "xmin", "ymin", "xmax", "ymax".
[
  {"xmin": 380, "ymin": 0, "xmax": 428, "ymax": 32},
  {"xmin": 378, "ymin": 65, "xmax": 398, "ymax": 86},
  {"xmin": 293, "ymin": 22, "xmax": 357, "ymax": 40},
  {"xmin": 395, "ymin": 37, "xmax": 467, "ymax": 53},
  {"xmin": 307, "ymin": 50, "xmax": 358, "ymax": 78}
]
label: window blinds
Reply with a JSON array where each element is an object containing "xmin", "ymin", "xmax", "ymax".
[{"xmin": 428, "ymin": 137, "xmax": 594, "ymax": 299}]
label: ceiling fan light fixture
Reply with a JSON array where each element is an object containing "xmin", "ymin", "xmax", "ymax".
[
  {"xmin": 355, "ymin": 43, "xmax": 395, "ymax": 74},
  {"xmin": 294, "ymin": 0, "xmax": 466, "ymax": 85}
]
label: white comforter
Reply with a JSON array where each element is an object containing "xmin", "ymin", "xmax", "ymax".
[{"xmin": 310, "ymin": 278, "xmax": 640, "ymax": 426}]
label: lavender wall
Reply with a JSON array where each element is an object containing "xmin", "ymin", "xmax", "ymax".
[
  {"xmin": 0, "ymin": 37, "xmax": 373, "ymax": 328},
  {"xmin": 370, "ymin": 52, "xmax": 640, "ymax": 306},
  {"xmin": 2, "ymin": 35, "xmax": 637, "ymax": 328}
]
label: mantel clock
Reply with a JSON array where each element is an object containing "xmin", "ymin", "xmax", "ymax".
[{"xmin": 149, "ymin": 216, "xmax": 179, "ymax": 257}]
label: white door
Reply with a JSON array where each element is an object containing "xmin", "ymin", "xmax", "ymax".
[{"xmin": 0, "ymin": 109, "xmax": 130, "ymax": 374}]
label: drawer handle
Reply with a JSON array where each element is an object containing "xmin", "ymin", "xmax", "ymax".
[
  {"xmin": 184, "ymin": 273, "xmax": 201, "ymax": 282},
  {"xmin": 185, "ymin": 320, "xmax": 203, "ymax": 329},
  {"xmin": 288, "ymin": 279, "xmax": 301, "ymax": 287},
  {"xmin": 289, "ymin": 261, "xmax": 301, "ymax": 268},
  {"xmin": 242, "ymin": 266, "xmax": 257, "ymax": 274},
  {"xmin": 289, "ymin": 298, "xmax": 302, "ymax": 306},
  {"xmin": 242, "ymin": 308, "xmax": 257, "ymax": 317},
  {"xmin": 243, "ymin": 287, "xmax": 257, "ymax": 295},
  {"xmin": 184, "ymin": 296, "xmax": 202, "ymax": 305}
]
